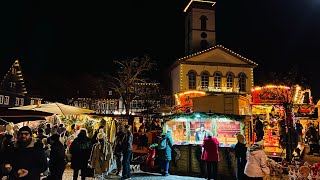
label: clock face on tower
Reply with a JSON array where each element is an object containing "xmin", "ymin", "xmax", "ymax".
[{"xmin": 201, "ymin": 32, "xmax": 207, "ymax": 38}]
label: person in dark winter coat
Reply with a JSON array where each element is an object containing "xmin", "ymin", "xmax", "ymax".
[
  {"xmin": 36, "ymin": 128, "xmax": 47, "ymax": 141},
  {"xmin": 47, "ymin": 134, "xmax": 66, "ymax": 180},
  {"xmin": 234, "ymin": 133, "xmax": 247, "ymax": 180},
  {"xmin": 0, "ymin": 134, "xmax": 15, "ymax": 179},
  {"xmin": 254, "ymin": 118, "xmax": 264, "ymax": 141},
  {"xmin": 114, "ymin": 125, "xmax": 125, "ymax": 176},
  {"xmin": 306, "ymin": 123, "xmax": 319, "ymax": 155},
  {"xmin": 121, "ymin": 125, "xmax": 133, "ymax": 180},
  {"xmin": 45, "ymin": 124, "xmax": 52, "ymax": 136},
  {"xmin": 157, "ymin": 128, "xmax": 173, "ymax": 176},
  {"xmin": 69, "ymin": 128, "xmax": 93, "ymax": 180},
  {"xmin": 11, "ymin": 126, "xmax": 48, "ymax": 180}
]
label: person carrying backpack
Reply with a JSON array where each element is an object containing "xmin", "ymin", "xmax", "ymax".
[{"xmin": 157, "ymin": 128, "xmax": 173, "ymax": 176}]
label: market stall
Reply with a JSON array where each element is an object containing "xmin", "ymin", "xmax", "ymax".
[
  {"xmin": 163, "ymin": 112, "xmax": 251, "ymax": 178},
  {"xmin": 251, "ymin": 84, "xmax": 317, "ymax": 160}
]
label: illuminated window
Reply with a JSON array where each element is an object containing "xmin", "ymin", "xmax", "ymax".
[
  {"xmin": 238, "ymin": 73, "xmax": 247, "ymax": 92},
  {"xmin": 11, "ymin": 68, "xmax": 17, "ymax": 74},
  {"xmin": 201, "ymin": 71, "xmax": 209, "ymax": 88},
  {"xmin": 15, "ymin": 97, "xmax": 19, "ymax": 106},
  {"xmin": 132, "ymin": 100, "xmax": 138, "ymax": 108},
  {"xmin": 0, "ymin": 95, "xmax": 4, "ymax": 104},
  {"xmin": 110, "ymin": 101, "xmax": 115, "ymax": 110},
  {"xmin": 4, "ymin": 96, "xmax": 9, "ymax": 105},
  {"xmin": 102, "ymin": 102, "xmax": 106, "ymax": 109},
  {"xmin": 20, "ymin": 98, "xmax": 24, "ymax": 106},
  {"xmin": 226, "ymin": 72, "xmax": 234, "ymax": 88},
  {"xmin": 109, "ymin": 91, "xmax": 112, "ymax": 95},
  {"xmin": 213, "ymin": 72, "xmax": 222, "ymax": 89},
  {"xmin": 188, "ymin": 71, "xmax": 196, "ymax": 90},
  {"xmin": 10, "ymin": 82, "xmax": 16, "ymax": 88}
]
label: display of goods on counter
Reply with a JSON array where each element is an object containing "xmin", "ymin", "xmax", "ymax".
[{"xmin": 265, "ymin": 158, "xmax": 320, "ymax": 179}]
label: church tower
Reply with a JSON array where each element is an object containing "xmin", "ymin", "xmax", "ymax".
[{"xmin": 184, "ymin": 0, "xmax": 216, "ymax": 55}]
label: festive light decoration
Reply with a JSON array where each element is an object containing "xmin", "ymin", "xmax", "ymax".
[
  {"xmin": 175, "ymin": 90, "xmax": 206, "ymax": 107},
  {"xmin": 0, "ymin": 59, "xmax": 28, "ymax": 95},
  {"xmin": 180, "ymin": 64, "xmax": 183, "ymax": 90},
  {"xmin": 183, "ymin": 0, "xmax": 216, "ymax": 12},
  {"xmin": 251, "ymin": 85, "xmax": 292, "ymax": 104},
  {"xmin": 177, "ymin": 45, "xmax": 258, "ymax": 67}
]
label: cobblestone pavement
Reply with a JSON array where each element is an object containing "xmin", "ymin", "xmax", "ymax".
[
  {"xmin": 62, "ymin": 166, "xmax": 204, "ymax": 180},
  {"xmin": 62, "ymin": 145, "xmax": 319, "ymax": 180},
  {"xmin": 62, "ymin": 168, "xmax": 204, "ymax": 180}
]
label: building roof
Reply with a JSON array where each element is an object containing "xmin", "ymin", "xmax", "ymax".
[
  {"xmin": 0, "ymin": 59, "xmax": 28, "ymax": 95},
  {"xmin": 183, "ymin": 0, "xmax": 216, "ymax": 13},
  {"xmin": 169, "ymin": 44, "xmax": 258, "ymax": 71},
  {"xmin": 0, "ymin": 59, "xmax": 42, "ymax": 98}
]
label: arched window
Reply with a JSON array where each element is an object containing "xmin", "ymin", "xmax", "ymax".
[
  {"xmin": 201, "ymin": 71, "xmax": 209, "ymax": 88},
  {"xmin": 200, "ymin": 15, "xmax": 208, "ymax": 31},
  {"xmin": 226, "ymin": 72, "xmax": 234, "ymax": 89},
  {"xmin": 188, "ymin": 71, "xmax": 197, "ymax": 90},
  {"xmin": 238, "ymin": 73, "xmax": 247, "ymax": 92},
  {"xmin": 213, "ymin": 72, "xmax": 222, "ymax": 89}
]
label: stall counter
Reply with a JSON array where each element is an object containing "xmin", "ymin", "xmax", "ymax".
[{"xmin": 169, "ymin": 144, "xmax": 236, "ymax": 179}]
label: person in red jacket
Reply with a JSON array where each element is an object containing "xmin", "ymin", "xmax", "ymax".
[{"xmin": 201, "ymin": 131, "xmax": 220, "ymax": 180}]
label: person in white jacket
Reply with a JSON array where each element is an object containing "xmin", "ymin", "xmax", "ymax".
[{"xmin": 244, "ymin": 141, "xmax": 270, "ymax": 179}]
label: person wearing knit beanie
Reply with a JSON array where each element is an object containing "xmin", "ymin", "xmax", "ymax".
[
  {"xmin": 18, "ymin": 126, "xmax": 32, "ymax": 135},
  {"xmin": 12, "ymin": 125, "xmax": 48, "ymax": 179}
]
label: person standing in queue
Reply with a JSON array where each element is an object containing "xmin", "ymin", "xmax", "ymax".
[
  {"xmin": 201, "ymin": 131, "xmax": 220, "ymax": 180},
  {"xmin": 114, "ymin": 125, "xmax": 125, "ymax": 176},
  {"xmin": 157, "ymin": 128, "xmax": 174, "ymax": 176},
  {"xmin": 120, "ymin": 125, "xmax": 133, "ymax": 180},
  {"xmin": 234, "ymin": 133, "xmax": 247, "ymax": 180}
]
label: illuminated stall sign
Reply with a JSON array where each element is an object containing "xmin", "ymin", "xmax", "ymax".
[
  {"xmin": 165, "ymin": 113, "xmax": 245, "ymax": 147},
  {"xmin": 252, "ymin": 85, "xmax": 291, "ymax": 104},
  {"xmin": 175, "ymin": 90, "xmax": 206, "ymax": 107},
  {"xmin": 216, "ymin": 121, "xmax": 241, "ymax": 146}
]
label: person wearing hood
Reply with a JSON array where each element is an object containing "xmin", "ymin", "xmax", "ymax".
[{"xmin": 244, "ymin": 140, "xmax": 270, "ymax": 179}]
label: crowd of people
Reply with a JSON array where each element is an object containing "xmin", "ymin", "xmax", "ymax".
[
  {"xmin": 0, "ymin": 122, "xmax": 135, "ymax": 180},
  {"xmin": 0, "ymin": 118, "xmax": 318, "ymax": 180}
]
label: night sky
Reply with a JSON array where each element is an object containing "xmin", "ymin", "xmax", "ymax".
[{"xmin": 1, "ymin": 0, "xmax": 320, "ymax": 101}]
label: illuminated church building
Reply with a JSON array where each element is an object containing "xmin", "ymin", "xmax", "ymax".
[{"xmin": 169, "ymin": 0, "xmax": 258, "ymax": 115}]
